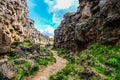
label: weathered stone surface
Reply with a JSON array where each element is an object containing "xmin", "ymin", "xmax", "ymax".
[
  {"xmin": 0, "ymin": 0, "xmax": 51, "ymax": 79},
  {"xmin": 0, "ymin": 42, "xmax": 51, "ymax": 79},
  {"xmin": 54, "ymin": 0, "xmax": 120, "ymax": 51},
  {"xmin": 13, "ymin": 42, "xmax": 50, "ymax": 58},
  {"xmin": 0, "ymin": 72, "xmax": 10, "ymax": 80},
  {"xmin": 14, "ymin": 46, "xmax": 27, "ymax": 58},
  {"xmin": 0, "ymin": 29, "xmax": 11, "ymax": 53},
  {"xmin": 0, "ymin": 0, "xmax": 49, "ymax": 45},
  {"xmin": 29, "ymin": 44, "xmax": 40, "ymax": 52},
  {"xmin": 0, "ymin": 62, "xmax": 17, "ymax": 79}
]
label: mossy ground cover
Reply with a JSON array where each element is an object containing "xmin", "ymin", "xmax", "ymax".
[
  {"xmin": 13, "ymin": 55, "xmax": 56, "ymax": 80},
  {"xmin": 8, "ymin": 41, "xmax": 56, "ymax": 80},
  {"xmin": 50, "ymin": 44, "xmax": 120, "ymax": 80}
]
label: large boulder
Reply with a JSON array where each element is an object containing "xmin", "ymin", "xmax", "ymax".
[
  {"xmin": 0, "ymin": 62, "xmax": 17, "ymax": 79},
  {"xmin": 29, "ymin": 44, "xmax": 40, "ymax": 52},
  {"xmin": 0, "ymin": 29, "xmax": 11, "ymax": 53}
]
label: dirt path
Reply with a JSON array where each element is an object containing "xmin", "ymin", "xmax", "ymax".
[{"xmin": 26, "ymin": 50, "xmax": 68, "ymax": 80}]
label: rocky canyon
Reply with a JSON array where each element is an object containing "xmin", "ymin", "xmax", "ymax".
[
  {"xmin": 0, "ymin": 0, "xmax": 52, "ymax": 79},
  {"xmin": 0, "ymin": 0, "xmax": 120, "ymax": 80},
  {"xmin": 54, "ymin": 0, "xmax": 120, "ymax": 51}
]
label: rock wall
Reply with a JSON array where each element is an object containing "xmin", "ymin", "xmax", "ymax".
[
  {"xmin": 0, "ymin": 0, "xmax": 49, "ymax": 44},
  {"xmin": 54, "ymin": 0, "xmax": 120, "ymax": 51},
  {"xmin": 0, "ymin": 29, "xmax": 11, "ymax": 53}
]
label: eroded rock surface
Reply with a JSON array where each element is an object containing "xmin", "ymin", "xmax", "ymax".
[
  {"xmin": 54, "ymin": 0, "xmax": 120, "ymax": 51},
  {"xmin": 0, "ymin": 0, "xmax": 51, "ymax": 79},
  {"xmin": 0, "ymin": 41, "xmax": 52, "ymax": 79},
  {"xmin": 0, "ymin": 29, "xmax": 11, "ymax": 53},
  {"xmin": 0, "ymin": 62, "xmax": 17, "ymax": 80},
  {"xmin": 0, "ymin": 0, "xmax": 49, "ymax": 44}
]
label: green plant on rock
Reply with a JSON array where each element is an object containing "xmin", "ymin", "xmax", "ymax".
[
  {"xmin": 50, "ymin": 43, "xmax": 120, "ymax": 80},
  {"xmin": 107, "ymin": 58, "xmax": 119, "ymax": 67},
  {"xmin": 24, "ymin": 61, "xmax": 31, "ymax": 71},
  {"xmin": 14, "ymin": 69, "xmax": 27, "ymax": 80},
  {"xmin": 36, "ymin": 58, "xmax": 48, "ymax": 66},
  {"xmin": 30, "ymin": 65, "xmax": 40, "ymax": 75},
  {"xmin": 8, "ymin": 56, "xmax": 17, "ymax": 62},
  {"xmin": 115, "ymin": 69, "xmax": 120, "ymax": 80},
  {"xmin": 40, "ymin": 46, "xmax": 44, "ymax": 52}
]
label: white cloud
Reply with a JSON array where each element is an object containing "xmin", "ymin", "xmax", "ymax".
[
  {"xmin": 27, "ymin": 0, "xmax": 36, "ymax": 8},
  {"xmin": 44, "ymin": 0, "xmax": 79, "ymax": 24},
  {"xmin": 44, "ymin": 0, "xmax": 54, "ymax": 6},
  {"xmin": 53, "ymin": 0, "xmax": 74, "ymax": 10},
  {"xmin": 44, "ymin": 0, "xmax": 78, "ymax": 12},
  {"xmin": 52, "ymin": 13, "xmax": 62, "ymax": 24},
  {"xmin": 39, "ymin": 25, "xmax": 55, "ymax": 38},
  {"xmin": 39, "ymin": 30, "xmax": 44, "ymax": 33}
]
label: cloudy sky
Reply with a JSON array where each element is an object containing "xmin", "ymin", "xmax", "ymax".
[{"xmin": 27, "ymin": 0, "xmax": 78, "ymax": 37}]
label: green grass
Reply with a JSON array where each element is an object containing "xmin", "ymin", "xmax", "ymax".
[
  {"xmin": 8, "ymin": 41, "xmax": 56, "ymax": 80},
  {"xmin": 12, "ymin": 54, "xmax": 56, "ymax": 80},
  {"xmin": 8, "ymin": 56, "xmax": 17, "ymax": 62},
  {"xmin": 50, "ymin": 44, "xmax": 120, "ymax": 80},
  {"xmin": 50, "ymin": 49, "xmax": 83, "ymax": 80}
]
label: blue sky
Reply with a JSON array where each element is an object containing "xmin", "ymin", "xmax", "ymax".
[{"xmin": 27, "ymin": 0, "xmax": 78, "ymax": 37}]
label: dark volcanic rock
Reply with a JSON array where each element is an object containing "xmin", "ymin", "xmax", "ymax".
[
  {"xmin": 0, "ymin": 72, "xmax": 10, "ymax": 80},
  {"xmin": 14, "ymin": 46, "xmax": 26, "ymax": 58},
  {"xmin": 40, "ymin": 49, "xmax": 50, "ymax": 56},
  {"xmin": 80, "ymin": 72, "xmax": 94, "ymax": 79},
  {"xmin": 54, "ymin": 0, "xmax": 120, "ymax": 51},
  {"xmin": 30, "ymin": 44, "xmax": 40, "ymax": 52}
]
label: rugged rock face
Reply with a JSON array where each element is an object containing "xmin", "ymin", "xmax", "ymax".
[
  {"xmin": 54, "ymin": 0, "xmax": 120, "ymax": 51},
  {"xmin": 0, "ymin": 0, "xmax": 51, "ymax": 78},
  {"xmin": 0, "ymin": 0, "xmax": 49, "ymax": 44},
  {"xmin": 0, "ymin": 41, "xmax": 52, "ymax": 79},
  {"xmin": 54, "ymin": 12, "xmax": 78, "ymax": 50},
  {"xmin": 0, "ymin": 62, "xmax": 17, "ymax": 80},
  {"xmin": 0, "ymin": 29, "xmax": 11, "ymax": 53}
]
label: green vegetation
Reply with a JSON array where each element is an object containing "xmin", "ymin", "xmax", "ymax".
[
  {"xmin": 13, "ymin": 52, "xmax": 55, "ymax": 80},
  {"xmin": 14, "ymin": 54, "xmax": 55, "ymax": 80},
  {"xmin": 107, "ymin": 58, "xmax": 119, "ymax": 67},
  {"xmin": 50, "ymin": 49, "xmax": 83, "ymax": 80},
  {"xmin": 8, "ymin": 41, "xmax": 56, "ymax": 80},
  {"xmin": 11, "ymin": 41, "xmax": 34, "ymax": 49},
  {"xmin": 11, "ymin": 52, "xmax": 55, "ymax": 80},
  {"xmin": 8, "ymin": 56, "xmax": 17, "ymax": 62},
  {"xmin": 50, "ymin": 44, "xmax": 120, "ymax": 80}
]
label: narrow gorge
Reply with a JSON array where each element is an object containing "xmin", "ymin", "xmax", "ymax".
[
  {"xmin": 0, "ymin": 0, "xmax": 120, "ymax": 80},
  {"xmin": 52, "ymin": 0, "xmax": 120, "ymax": 80},
  {"xmin": 54, "ymin": 0, "xmax": 120, "ymax": 51},
  {"xmin": 0, "ymin": 0, "xmax": 53, "ymax": 80}
]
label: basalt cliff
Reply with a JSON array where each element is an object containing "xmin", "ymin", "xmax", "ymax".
[
  {"xmin": 54, "ymin": 0, "xmax": 120, "ymax": 51},
  {"xmin": 0, "ymin": 0, "xmax": 52, "ymax": 79},
  {"xmin": 0, "ymin": 0, "xmax": 50, "ymax": 53}
]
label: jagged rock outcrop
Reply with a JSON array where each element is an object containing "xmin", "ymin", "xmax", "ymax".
[
  {"xmin": 0, "ymin": 0, "xmax": 50, "ymax": 79},
  {"xmin": 54, "ymin": 0, "xmax": 120, "ymax": 51},
  {"xmin": 0, "ymin": 0, "xmax": 49, "ymax": 44},
  {"xmin": 0, "ymin": 41, "xmax": 52, "ymax": 79},
  {"xmin": 0, "ymin": 29, "xmax": 11, "ymax": 53},
  {"xmin": 0, "ymin": 62, "xmax": 17, "ymax": 80}
]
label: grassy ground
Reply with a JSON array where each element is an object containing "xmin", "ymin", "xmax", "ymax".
[
  {"xmin": 50, "ymin": 44, "xmax": 120, "ymax": 80},
  {"xmin": 8, "ymin": 41, "xmax": 56, "ymax": 80}
]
